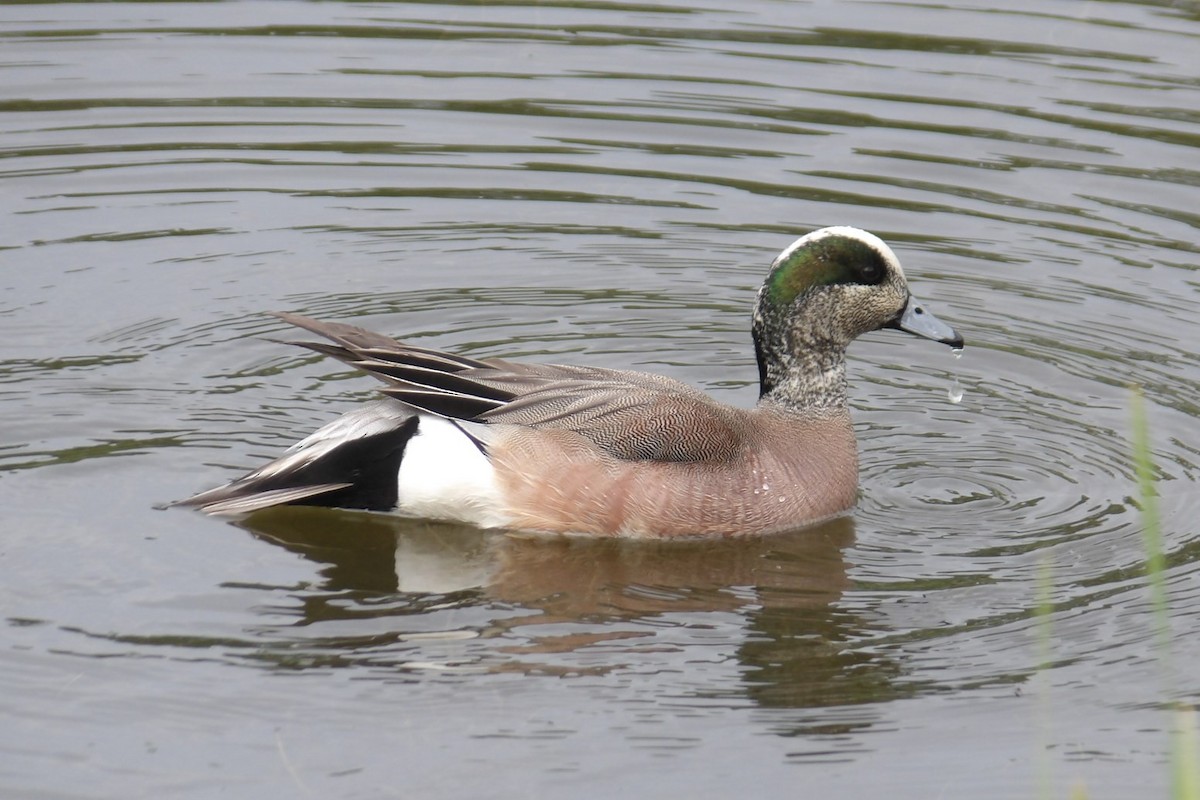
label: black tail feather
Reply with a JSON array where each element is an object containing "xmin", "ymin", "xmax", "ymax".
[{"xmin": 179, "ymin": 415, "xmax": 418, "ymax": 515}]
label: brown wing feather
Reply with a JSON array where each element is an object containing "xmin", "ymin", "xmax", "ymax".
[{"xmin": 273, "ymin": 313, "xmax": 745, "ymax": 462}]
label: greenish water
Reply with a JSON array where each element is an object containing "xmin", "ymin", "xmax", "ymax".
[{"xmin": 2, "ymin": 2, "xmax": 1199, "ymax": 797}]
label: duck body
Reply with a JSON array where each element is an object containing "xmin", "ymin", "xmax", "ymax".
[
  {"xmin": 179, "ymin": 227, "xmax": 962, "ymax": 537},
  {"xmin": 486, "ymin": 403, "xmax": 857, "ymax": 536}
]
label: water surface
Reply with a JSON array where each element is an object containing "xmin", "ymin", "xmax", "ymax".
[{"xmin": 3, "ymin": 2, "xmax": 1199, "ymax": 798}]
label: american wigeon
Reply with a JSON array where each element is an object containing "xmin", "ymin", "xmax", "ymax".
[{"xmin": 179, "ymin": 227, "xmax": 963, "ymax": 536}]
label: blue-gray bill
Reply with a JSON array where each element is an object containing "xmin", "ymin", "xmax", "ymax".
[{"xmin": 888, "ymin": 295, "xmax": 964, "ymax": 349}]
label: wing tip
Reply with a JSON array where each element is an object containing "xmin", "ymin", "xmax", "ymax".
[{"xmin": 172, "ymin": 483, "xmax": 354, "ymax": 516}]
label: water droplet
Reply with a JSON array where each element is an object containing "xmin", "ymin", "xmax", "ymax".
[{"xmin": 947, "ymin": 346, "xmax": 964, "ymax": 402}]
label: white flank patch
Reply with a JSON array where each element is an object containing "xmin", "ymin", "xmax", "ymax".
[{"xmin": 396, "ymin": 415, "xmax": 509, "ymax": 528}]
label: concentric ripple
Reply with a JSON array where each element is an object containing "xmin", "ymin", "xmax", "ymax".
[{"xmin": 3, "ymin": 1, "xmax": 1200, "ymax": 796}]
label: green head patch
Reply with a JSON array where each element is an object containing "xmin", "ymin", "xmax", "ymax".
[{"xmin": 766, "ymin": 231, "xmax": 890, "ymax": 307}]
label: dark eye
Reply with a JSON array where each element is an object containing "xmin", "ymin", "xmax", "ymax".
[{"xmin": 858, "ymin": 256, "xmax": 884, "ymax": 284}]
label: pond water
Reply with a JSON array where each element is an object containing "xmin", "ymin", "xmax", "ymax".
[{"xmin": 3, "ymin": 1, "xmax": 1199, "ymax": 797}]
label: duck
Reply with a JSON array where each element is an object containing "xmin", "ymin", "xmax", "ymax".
[{"xmin": 178, "ymin": 226, "xmax": 963, "ymax": 537}]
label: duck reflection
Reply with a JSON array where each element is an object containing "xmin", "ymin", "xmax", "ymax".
[
  {"xmin": 239, "ymin": 507, "xmax": 852, "ymax": 613},
  {"xmin": 236, "ymin": 508, "xmax": 904, "ymax": 714}
]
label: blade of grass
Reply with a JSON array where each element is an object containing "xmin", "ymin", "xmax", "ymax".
[
  {"xmin": 1130, "ymin": 387, "xmax": 1168, "ymax": 655},
  {"xmin": 1035, "ymin": 554, "xmax": 1055, "ymax": 800},
  {"xmin": 1176, "ymin": 707, "xmax": 1199, "ymax": 800},
  {"xmin": 1130, "ymin": 386, "xmax": 1198, "ymax": 800}
]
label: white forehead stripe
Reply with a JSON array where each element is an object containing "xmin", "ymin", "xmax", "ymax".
[{"xmin": 774, "ymin": 226, "xmax": 904, "ymax": 279}]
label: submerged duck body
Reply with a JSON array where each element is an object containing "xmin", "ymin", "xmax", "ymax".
[{"xmin": 179, "ymin": 227, "xmax": 963, "ymax": 537}]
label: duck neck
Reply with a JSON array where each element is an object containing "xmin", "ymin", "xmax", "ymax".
[{"xmin": 753, "ymin": 323, "xmax": 849, "ymax": 415}]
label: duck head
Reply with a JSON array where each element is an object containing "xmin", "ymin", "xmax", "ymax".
[{"xmin": 752, "ymin": 226, "xmax": 963, "ymax": 409}]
